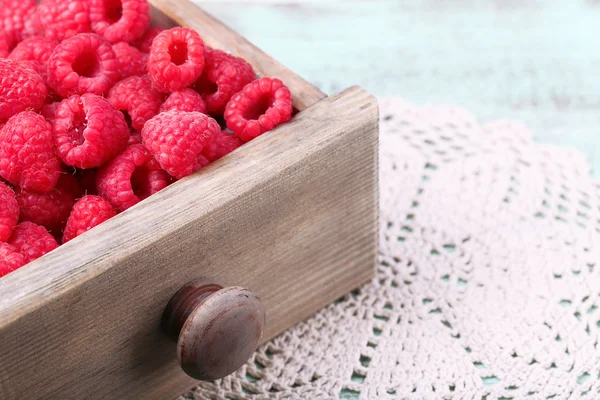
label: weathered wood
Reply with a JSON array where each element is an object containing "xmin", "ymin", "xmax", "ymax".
[
  {"xmin": 0, "ymin": 85, "xmax": 378, "ymax": 399},
  {"xmin": 149, "ymin": 0, "xmax": 326, "ymax": 111}
]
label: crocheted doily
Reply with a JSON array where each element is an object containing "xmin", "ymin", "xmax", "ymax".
[{"xmin": 179, "ymin": 98, "xmax": 600, "ymax": 399}]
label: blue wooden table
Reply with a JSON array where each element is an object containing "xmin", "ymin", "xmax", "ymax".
[{"xmin": 200, "ymin": 0, "xmax": 600, "ymax": 176}]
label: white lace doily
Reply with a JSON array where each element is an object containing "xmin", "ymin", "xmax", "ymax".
[{"xmin": 179, "ymin": 97, "xmax": 600, "ymax": 399}]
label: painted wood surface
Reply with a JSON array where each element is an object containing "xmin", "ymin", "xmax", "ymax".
[{"xmin": 200, "ymin": 0, "xmax": 600, "ymax": 175}]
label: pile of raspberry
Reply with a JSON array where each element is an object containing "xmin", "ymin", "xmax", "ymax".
[{"xmin": 0, "ymin": 0, "xmax": 294, "ymax": 278}]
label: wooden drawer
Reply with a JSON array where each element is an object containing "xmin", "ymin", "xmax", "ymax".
[{"xmin": 0, "ymin": 1, "xmax": 379, "ymax": 399}]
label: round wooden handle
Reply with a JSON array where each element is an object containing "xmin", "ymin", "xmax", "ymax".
[{"xmin": 161, "ymin": 279, "xmax": 266, "ymax": 381}]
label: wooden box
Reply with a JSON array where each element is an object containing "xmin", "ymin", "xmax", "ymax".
[{"xmin": 0, "ymin": 1, "xmax": 379, "ymax": 399}]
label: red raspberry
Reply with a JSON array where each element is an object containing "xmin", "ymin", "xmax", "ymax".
[
  {"xmin": 193, "ymin": 50, "xmax": 255, "ymax": 116},
  {"xmin": 134, "ymin": 26, "xmax": 163, "ymax": 53},
  {"xmin": 0, "ymin": 35, "xmax": 9, "ymax": 58},
  {"xmin": 8, "ymin": 222, "xmax": 59, "ymax": 263},
  {"xmin": 202, "ymin": 131, "xmax": 244, "ymax": 163},
  {"xmin": 0, "ymin": 242, "xmax": 25, "ymax": 278},
  {"xmin": 9, "ymin": 36, "xmax": 59, "ymax": 81},
  {"xmin": 37, "ymin": 0, "xmax": 91, "ymax": 42},
  {"xmin": 0, "ymin": 59, "xmax": 48, "ymax": 121},
  {"xmin": 89, "ymin": 0, "xmax": 150, "ymax": 44},
  {"xmin": 141, "ymin": 111, "xmax": 219, "ymax": 179},
  {"xmin": 21, "ymin": 5, "xmax": 41, "ymax": 40},
  {"xmin": 75, "ymin": 168, "xmax": 98, "ymax": 196},
  {"xmin": 16, "ymin": 174, "xmax": 82, "ymax": 235},
  {"xmin": 0, "ymin": 0, "xmax": 37, "ymax": 48},
  {"xmin": 224, "ymin": 77, "xmax": 293, "ymax": 142},
  {"xmin": 62, "ymin": 195, "xmax": 117, "ymax": 243},
  {"xmin": 127, "ymin": 132, "xmax": 142, "ymax": 145},
  {"xmin": 0, "ymin": 181, "xmax": 19, "ymax": 242},
  {"xmin": 112, "ymin": 42, "xmax": 148, "ymax": 79},
  {"xmin": 97, "ymin": 143, "xmax": 171, "ymax": 212},
  {"xmin": 148, "ymin": 27, "xmax": 205, "ymax": 93},
  {"xmin": 107, "ymin": 75, "xmax": 164, "ymax": 131},
  {"xmin": 47, "ymin": 33, "xmax": 120, "ymax": 98},
  {"xmin": 0, "ymin": 111, "xmax": 61, "ymax": 192},
  {"xmin": 53, "ymin": 94, "xmax": 129, "ymax": 169},
  {"xmin": 41, "ymin": 102, "xmax": 60, "ymax": 122},
  {"xmin": 160, "ymin": 89, "xmax": 206, "ymax": 113}
]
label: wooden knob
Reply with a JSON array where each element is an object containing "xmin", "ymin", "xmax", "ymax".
[{"xmin": 161, "ymin": 279, "xmax": 266, "ymax": 381}]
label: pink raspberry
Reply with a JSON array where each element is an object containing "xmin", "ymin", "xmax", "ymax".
[
  {"xmin": 0, "ymin": 242, "xmax": 25, "ymax": 278},
  {"xmin": 202, "ymin": 131, "xmax": 244, "ymax": 163},
  {"xmin": 133, "ymin": 26, "xmax": 163, "ymax": 53},
  {"xmin": 160, "ymin": 89, "xmax": 206, "ymax": 113},
  {"xmin": 89, "ymin": 0, "xmax": 150, "ymax": 44},
  {"xmin": 53, "ymin": 94, "xmax": 130, "ymax": 168},
  {"xmin": 0, "ymin": 59, "xmax": 48, "ymax": 121},
  {"xmin": 0, "ymin": 111, "xmax": 61, "ymax": 192},
  {"xmin": 193, "ymin": 50, "xmax": 255, "ymax": 116},
  {"xmin": 0, "ymin": 35, "xmax": 9, "ymax": 58},
  {"xmin": 0, "ymin": 181, "xmax": 19, "ymax": 242},
  {"xmin": 112, "ymin": 42, "xmax": 148, "ymax": 79},
  {"xmin": 38, "ymin": 0, "xmax": 91, "ymax": 41},
  {"xmin": 141, "ymin": 111, "xmax": 219, "ymax": 179},
  {"xmin": 107, "ymin": 75, "xmax": 164, "ymax": 131},
  {"xmin": 97, "ymin": 144, "xmax": 171, "ymax": 212},
  {"xmin": 224, "ymin": 77, "xmax": 293, "ymax": 142},
  {"xmin": 148, "ymin": 27, "xmax": 205, "ymax": 93},
  {"xmin": 0, "ymin": 0, "xmax": 38, "ymax": 48},
  {"xmin": 47, "ymin": 33, "xmax": 120, "ymax": 98},
  {"xmin": 16, "ymin": 174, "xmax": 82, "ymax": 236},
  {"xmin": 9, "ymin": 36, "xmax": 59, "ymax": 81},
  {"xmin": 62, "ymin": 195, "xmax": 117, "ymax": 243},
  {"xmin": 8, "ymin": 221, "xmax": 59, "ymax": 263},
  {"xmin": 41, "ymin": 102, "xmax": 60, "ymax": 122}
]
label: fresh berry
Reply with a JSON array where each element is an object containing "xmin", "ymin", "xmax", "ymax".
[
  {"xmin": 141, "ymin": 111, "xmax": 219, "ymax": 179},
  {"xmin": 47, "ymin": 33, "xmax": 119, "ymax": 97},
  {"xmin": 160, "ymin": 89, "xmax": 206, "ymax": 113},
  {"xmin": 21, "ymin": 5, "xmax": 41, "ymax": 40},
  {"xmin": 202, "ymin": 131, "xmax": 243, "ymax": 163},
  {"xmin": 75, "ymin": 168, "xmax": 98, "ymax": 196},
  {"xmin": 53, "ymin": 94, "xmax": 130, "ymax": 168},
  {"xmin": 224, "ymin": 77, "xmax": 293, "ymax": 142},
  {"xmin": 0, "ymin": 111, "xmax": 61, "ymax": 192},
  {"xmin": 16, "ymin": 174, "xmax": 82, "ymax": 235},
  {"xmin": 0, "ymin": 59, "xmax": 48, "ymax": 121},
  {"xmin": 107, "ymin": 75, "xmax": 164, "ymax": 131},
  {"xmin": 8, "ymin": 221, "xmax": 59, "ymax": 263},
  {"xmin": 97, "ymin": 144, "xmax": 171, "ymax": 211},
  {"xmin": 193, "ymin": 50, "xmax": 255, "ymax": 115},
  {"xmin": 0, "ymin": 242, "xmax": 25, "ymax": 278},
  {"xmin": 37, "ymin": 0, "xmax": 91, "ymax": 42},
  {"xmin": 9, "ymin": 36, "xmax": 59, "ymax": 81},
  {"xmin": 0, "ymin": 35, "xmax": 9, "ymax": 58},
  {"xmin": 0, "ymin": 182, "xmax": 19, "ymax": 242},
  {"xmin": 112, "ymin": 42, "xmax": 148, "ymax": 78},
  {"xmin": 0, "ymin": 0, "xmax": 38, "ymax": 48},
  {"xmin": 41, "ymin": 102, "xmax": 60, "ymax": 121},
  {"xmin": 148, "ymin": 27, "xmax": 205, "ymax": 93},
  {"xmin": 62, "ymin": 195, "xmax": 117, "ymax": 243},
  {"xmin": 89, "ymin": 0, "xmax": 151, "ymax": 43},
  {"xmin": 134, "ymin": 26, "xmax": 163, "ymax": 53},
  {"xmin": 127, "ymin": 132, "xmax": 142, "ymax": 145}
]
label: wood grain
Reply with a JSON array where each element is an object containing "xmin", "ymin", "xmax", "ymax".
[
  {"xmin": 149, "ymin": 0, "xmax": 326, "ymax": 111},
  {"xmin": 0, "ymin": 86, "xmax": 378, "ymax": 400}
]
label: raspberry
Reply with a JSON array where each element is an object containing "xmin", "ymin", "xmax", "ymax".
[
  {"xmin": 41, "ymin": 102, "xmax": 60, "ymax": 122},
  {"xmin": 62, "ymin": 195, "xmax": 117, "ymax": 243},
  {"xmin": 16, "ymin": 174, "xmax": 82, "ymax": 235},
  {"xmin": 202, "ymin": 131, "xmax": 244, "ymax": 163},
  {"xmin": 0, "ymin": 59, "xmax": 48, "ymax": 121},
  {"xmin": 224, "ymin": 77, "xmax": 293, "ymax": 142},
  {"xmin": 8, "ymin": 222, "xmax": 59, "ymax": 263},
  {"xmin": 160, "ymin": 89, "xmax": 206, "ymax": 113},
  {"xmin": 0, "ymin": 242, "xmax": 25, "ymax": 277},
  {"xmin": 0, "ymin": 181, "xmax": 19, "ymax": 242},
  {"xmin": 141, "ymin": 111, "xmax": 219, "ymax": 179},
  {"xmin": 0, "ymin": 35, "xmax": 9, "ymax": 58},
  {"xmin": 47, "ymin": 33, "xmax": 120, "ymax": 98},
  {"xmin": 148, "ymin": 27, "xmax": 205, "ymax": 93},
  {"xmin": 0, "ymin": 0, "xmax": 38, "ymax": 48},
  {"xmin": 0, "ymin": 111, "xmax": 61, "ymax": 192},
  {"xmin": 127, "ymin": 132, "xmax": 142, "ymax": 145},
  {"xmin": 134, "ymin": 26, "xmax": 163, "ymax": 53},
  {"xmin": 97, "ymin": 143, "xmax": 171, "ymax": 211},
  {"xmin": 9, "ymin": 36, "xmax": 59, "ymax": 81},
  {"xmin": 193, "ymin": 50, "xmax": 255, "ymax": 116},
  {"xmin": 53, "ymin": 94, "xmax": 130, "ymax": 169},
  {"xmin": 107, "ymin": 75, "xmax": 164, "ymax": 131},
  {"xmin": 21, "ymin": 6, "xmax": 41, "ymax": 40},
  {"xmin": 112, "ymin": 42, "xmax": 148, "ymax": 79},
  {"xmin": 38, "ymin": 0, "xmax": 91, "ymax": 42},
  {"xmin": 89, "ymin": 0, "xmax": 151, "ymax": 44}
]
